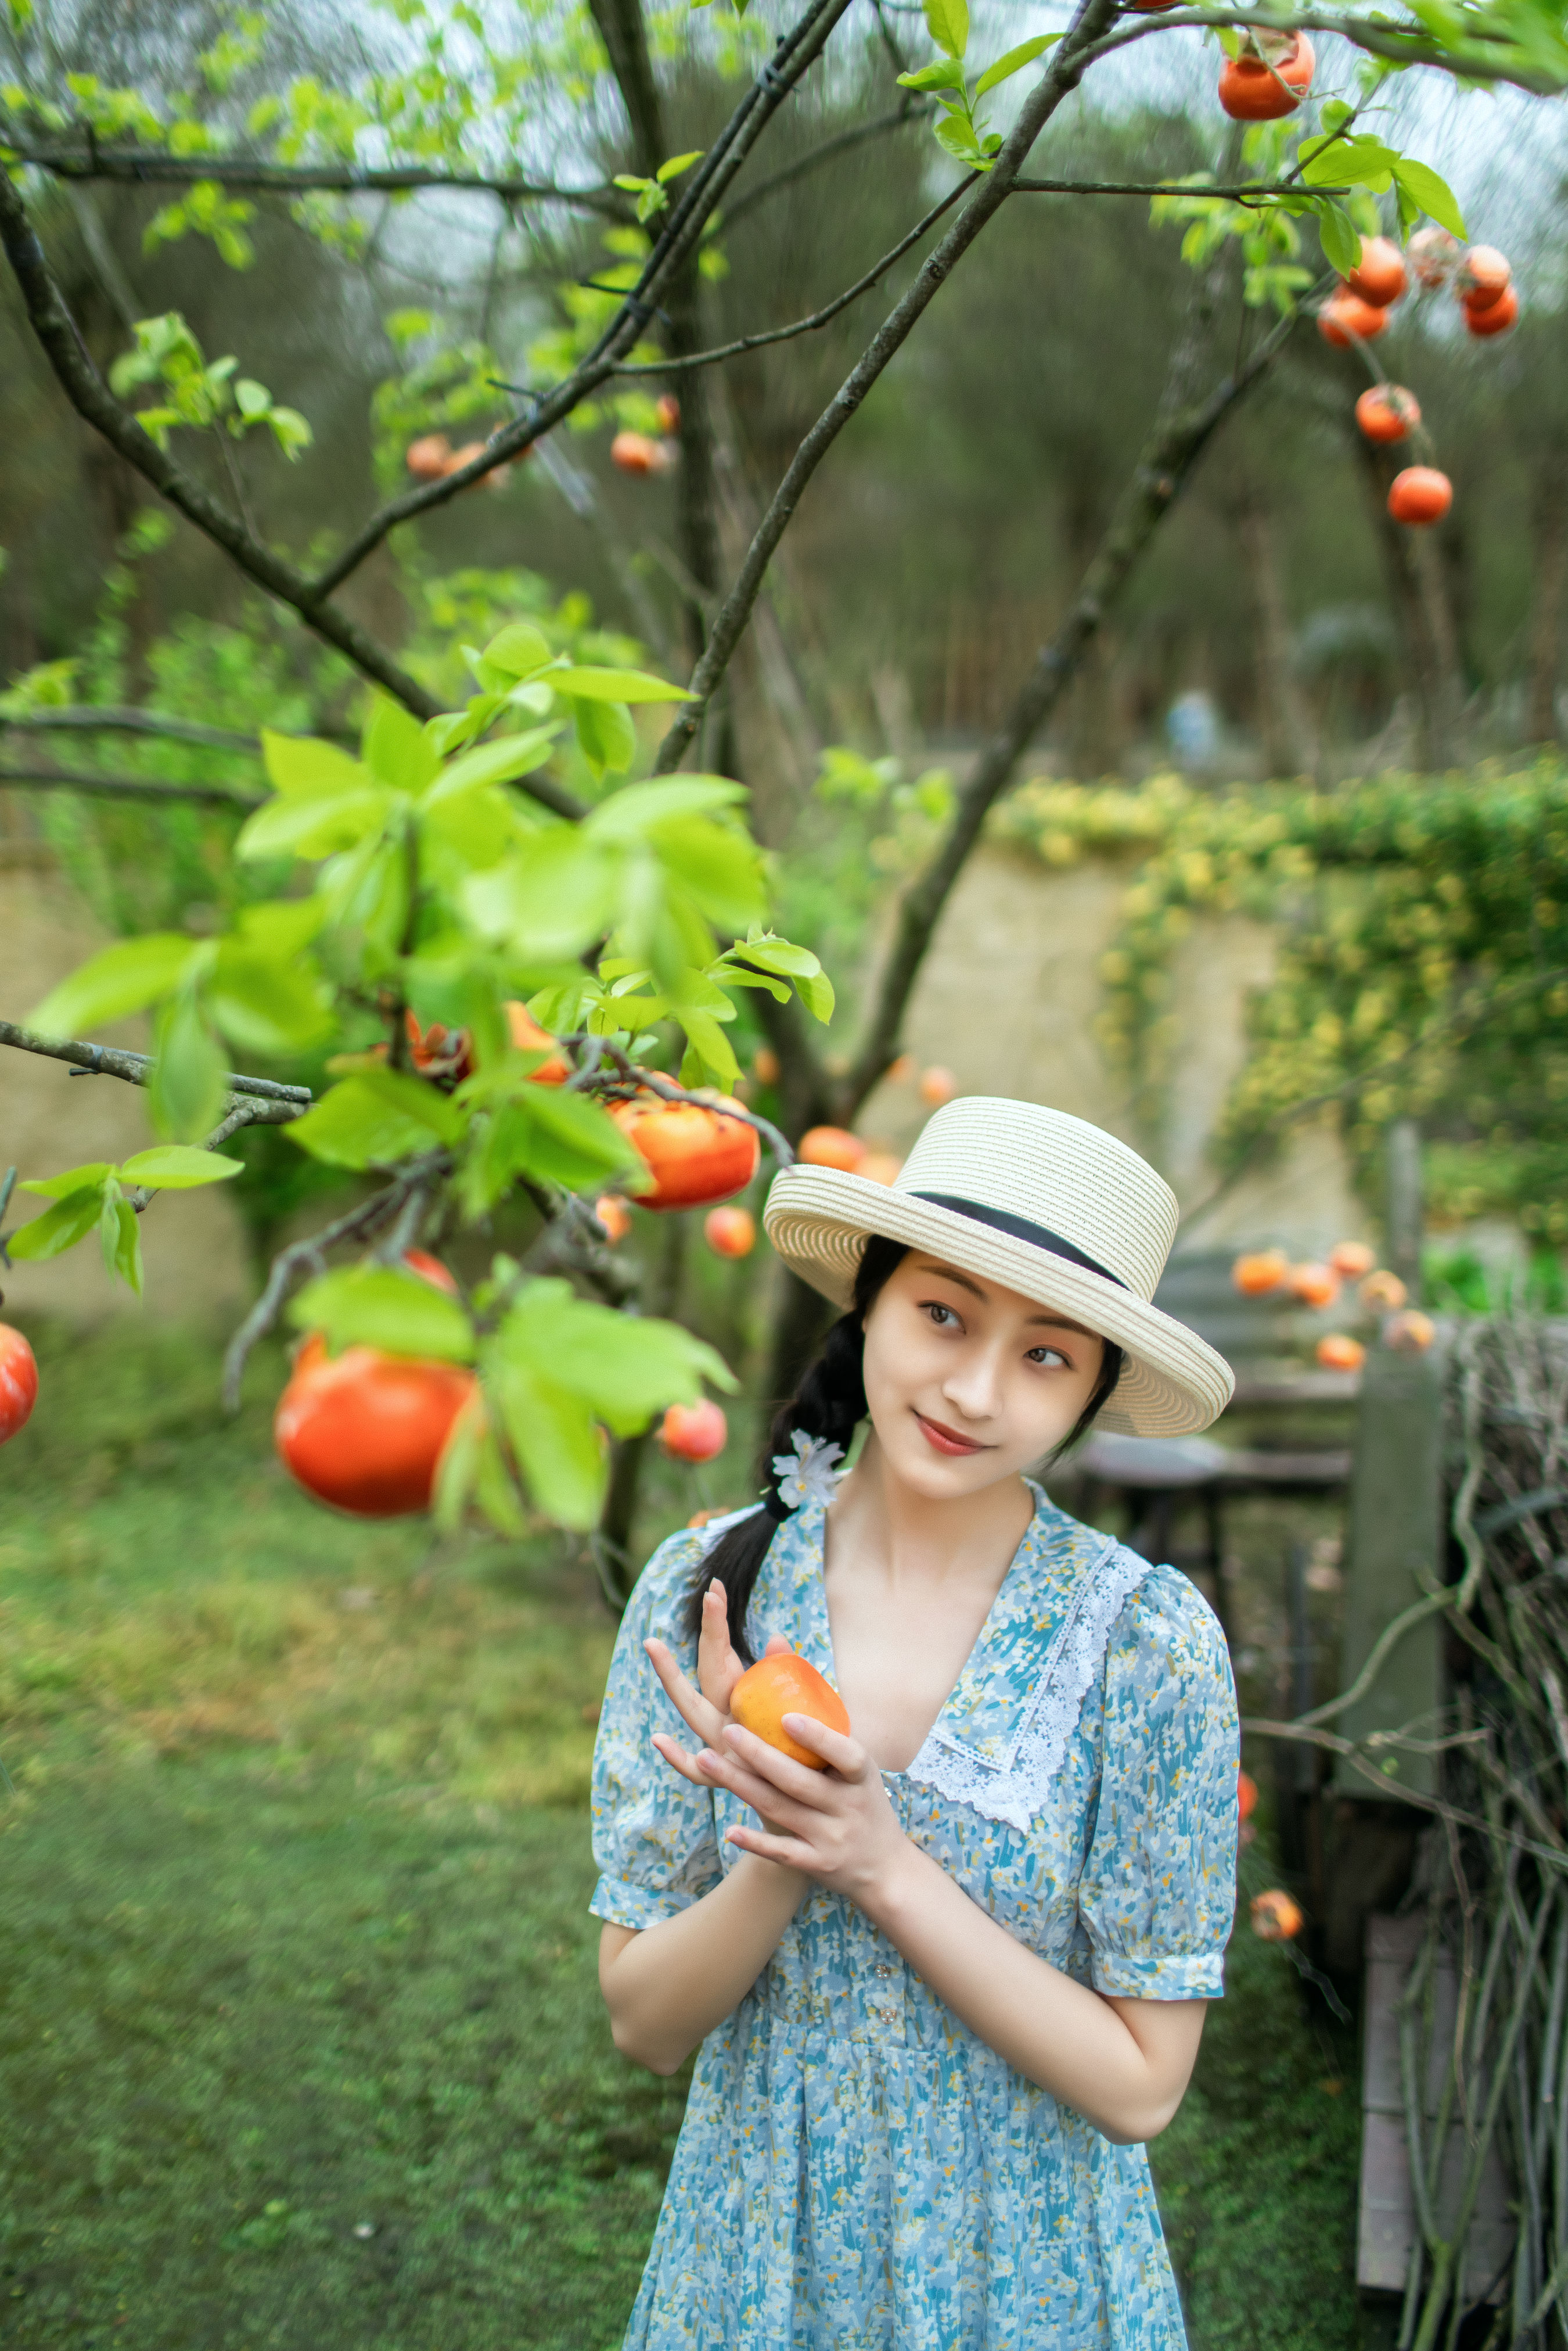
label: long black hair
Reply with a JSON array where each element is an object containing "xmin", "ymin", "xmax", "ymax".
[{"xmin": 690, "ymin": 1236, "xmax": 1125, "ymax": 1663}]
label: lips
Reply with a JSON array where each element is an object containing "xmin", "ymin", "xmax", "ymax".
[{"xmin": 914, "ymin": 1410, "xmax": 990, "ymax": 1458}]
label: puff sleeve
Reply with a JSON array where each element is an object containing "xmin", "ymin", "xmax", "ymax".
[
  {"xmin": 1077, "ymin": 1562, "xmax": 1240, "ymax": 2001},
  {"xmin": 588, "ymin": 1528, "xmax": 726, "ymax": 1932}
]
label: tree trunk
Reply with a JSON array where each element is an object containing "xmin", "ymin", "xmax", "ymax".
[
  {"xmin": 1527, "ymin": 448, "xmax": 1568, "ymax": 745},
  {"xmin": 1355, "ymin": 435, "xmax": 1459, "ymax": 770},
  {"xmin": 1231, "ymin": 471, "xmax": 1316, "ymax": 778}
]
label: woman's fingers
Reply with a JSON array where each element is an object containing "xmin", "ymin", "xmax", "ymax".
[
  {"xmin": 694, "ymin": 1746, "xmax": 814, "ymax": 1833},
  {"xmin": 778, "ymin": 1712, "xmax": 871, "ymax": 1781},
  {"xmin": 725, "ymin": 1821, "xmax": 816, "ymax": 1869},
  {"xmin": 650, "ymin": 1729, "xmax": 714, "ymax": 1789},
  {"xmin": 644, "ymin": 1636, "xmax": 724, "ymax": 1745},
  {"xmin": 696, "ymin": 1581, "xmax": 739, "ymax": 1712},
  {"xmin": 722, "ymin": 1717, "xmax": 864, "ymax": 1803}
]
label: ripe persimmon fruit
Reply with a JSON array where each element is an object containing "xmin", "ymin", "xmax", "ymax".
[
  {"xmin": 0, "ymin": 1323, "xmax": 39, "ymax": 1445},
  {"xmin": 1408, "ymin": 227, "xmax": 1461, "ymax": 287},
  {"xmin": 1251, "ymin": 1889, "xmax": 1304, "ymax": 1941},
  {"xmin": 857, "ymin": 1151, "xmax": 904, "ymax": 1186},
  {"xmin": 594, "ymin": 1194, "xmax": 632, "ymax": 1245},
  {"xmin": 1355, "ymin": 385, "xmax": 1420, "ymax": 444},
  {"xmin": 1316, "ymin": 1333, "xmax": 1366, "ymax": 1372},
  {"xmin": 1288, "ymin": 1262, "xmax": 1342, "ymax": 1310},
  {"xmin": 1460, "ymin": 246, "xmax": 1512, "ymax": 308},
  {"xmin": 406, "ymin": 434, "xmax": 452, "ymax": 481},
  {"xmin": 919, "ymin": 1065, "xmax": 958, "ymax": 1107},
  {"xmin": 404, "ymin": 1250, "xmax": 458, "ymax": 1295},
  {"xmin": 1232, "ymin": 1248, "xmax": 1289, "ymax": 1297},
  {"xmin": 1384, "ymin": 1309, "xmax": 1436, "ymax": 1353},
  {"xmin": 660, "ymin": 1400, "xmax": 728, "ymax": 1462},
  {"xmin": 731, "ymin": 1649, "xmax": 851, "ymax": 1769},
  {"xmin": 655, "ymin": 394, "xmax": 681, "ymax": 436},
  {"xmin": 1345, "ymin": 236, "xmax": 1407, "ymax": 309},
  {"xmin": 799, "ymin": 1125, "xmax": 865, "ymax": 1172},
  {"xmin": 1465, "ymin": 283, "xmax": 1518, "ymax": 338},
  {"xmin": 1328, "ymin": 1239, "xmax": 1376, "ymax": 1279},
  {"xmin": 610, "ymin": 1096, "xmax": 761, "ymax": 1210},
  {"xmin": 1318, "ymin": 292, "xmax": 1389, "ymax": 348},
  {"xmin": 506, "ymin": 1002, "xmax": 570, "ymax": 1081},
  {"xmin": 1218, "ymin": 35, "xmax": 1314, "ymax": 120},
  {"xmin": 1359, "ymin": 1269, "xmax": 1407, "ymax": 1311},
  {"xmin": 704, "ymin": 1205, "xmax": 756, "ymax": 1258},
  {"xmin": 612, "ymin": 430, "xmax": 660, "ymax": 476},
  {"xmin": 1388, "ymin": 466, "xmax": 1452, "ymax": 527},
  {"xmin": 1238, "ymin": 1768, "xmax": 1258, "ymax": 1821},
  {"xmin": 752, "ymin": 1046, "xmax": 781, "ymax": 1086},
  {"xmin": 275, "ymin": 1344, "xmax": 475, "ymax": 1517}
]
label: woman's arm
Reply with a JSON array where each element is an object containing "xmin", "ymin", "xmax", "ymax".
[
  {"xmin": 672, "ymin": 1704, "xmax": 1206, "ymax": 2143},
  {"xmin": 599, "ymin": 1852, "xmax": 808, "ymax": 2076}
]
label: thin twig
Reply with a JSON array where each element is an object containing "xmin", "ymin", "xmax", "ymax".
[
  {"xmin": 0, "ymin": 761, "xmax": 265, "ymax": 807},
  {"xmin": 0, "ymin": 1019, "xmax": 312, "ymax": 1104}
]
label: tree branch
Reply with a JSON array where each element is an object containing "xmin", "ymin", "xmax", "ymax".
[
  {"xmin": 2, "ymin": 705, "xmax": 265, "ymax": 752},
  {"xmin": 0, "ymin": 1018, "xmax": 312, "ymax": 1105},
  {"xmin": 651, "ymin": 0, "xmax": 1121, "ymax": 777},
  {"xmin": 308, "ymin": 0, "xmax": 859, "ymax": 600},
  {"xmin": 722, "ymin": 104, "xmax": 926, "ymax": 226},
  {"xmin": 0, "ymin": 761, "xmax": 264, "ymax": 807},
  {"xmin": 8, "ymin": 145, "xmax": 627, "ymax": 213},
  {"xmin": 837, "ymin": 282, "xmax": 1310, "ymax": 1119},
  {"xmin": 613, "ymin": 177, "xmax": 970, "ymax": 377},
  {"xmin": 1071, "ymin": 5, "xmax": 1568, "ymax": 93}
]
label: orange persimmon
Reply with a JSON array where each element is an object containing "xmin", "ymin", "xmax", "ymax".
[{"xmin": 731, "ymin": 1649, "xmax": 851, "ymax": 1769}]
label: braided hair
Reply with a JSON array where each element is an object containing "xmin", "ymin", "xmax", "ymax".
[{"xmin": 688, "ymin": 1234, "xmax": 1126, "ymax": 1663}]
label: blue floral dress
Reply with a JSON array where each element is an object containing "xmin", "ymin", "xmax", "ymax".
[{"xmin": 589, "ymin": 1485, "xmax": 1239, "ymax": 2350}]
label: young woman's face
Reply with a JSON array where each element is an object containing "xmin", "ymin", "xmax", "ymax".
[{"xmin": 860, "ymin": 1253, "xmax": 1107, "ymax": 1500}]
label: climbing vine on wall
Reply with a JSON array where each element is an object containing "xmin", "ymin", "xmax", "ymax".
[{"xmin": 990, "ymin": 762, "xmax": 1568, "ymax": 1243}]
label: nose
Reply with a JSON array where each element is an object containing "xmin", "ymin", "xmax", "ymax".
[{"xmin": 938, "ymin": 1338, "xmax": 1007, "ymax": 1426}]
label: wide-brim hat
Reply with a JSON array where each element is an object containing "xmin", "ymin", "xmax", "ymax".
[{"xmin": 763, "ymin": 1095, "xmax": 1233, "ymax": 1438}]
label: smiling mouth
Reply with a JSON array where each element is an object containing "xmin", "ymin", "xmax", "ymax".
[{"xmin": 913, "ymin": 1410, "xmax": 992, "ymax": 1457}]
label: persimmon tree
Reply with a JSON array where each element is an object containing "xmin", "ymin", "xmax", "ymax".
[{"xmin": 0, "ymin": 0, "xmax": 1560, "ymax": 1560}]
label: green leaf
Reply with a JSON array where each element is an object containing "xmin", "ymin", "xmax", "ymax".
[
  {"xmin": 289, "ymin": 1265, "xmax": 476, "ymax": 1362},
  {"xmin": 973, "ymin": 33, "xmax": 1058, "ymax": 98},
  {"xmin": 28, "ymin": 933, "xmax": 199, "ymax": 1035},
  {"xmin": 1317, "ymin": 200, "xmax": 1362, "ymax": 277},
  {"xmin": 656, "ymin": 149, "xmax": 703, "ymax": 182},
  {"xmin": 896, "ymin": 58, "xmax": 967, "ymax": 92},
  {"xmin": 363, "ymin": 694, "xmax": 441, "ymax": 795},
  {"xmin": 6, "ymin": 1184, "xmax": 107, "ymax": 1261},
  {"xmin": 549, "ymin": 666, "xmax": 693, "ymax": 704},
  {"xmin": 462, "ymin": 834, "xmax": 618, "ymax": 961},
  {"xmin": 285, "ymin": 1070, "xmax": 461, "ymax": 1170},
  {"xmin": 586, "ymin": 776, "xmax": 745, "ymax": 838},
  {"xmin": 573, "ymin": 697, "xmax": 637, "ymax": 781},
  {"xmin": 1393, "ymin": 156, "xmax": 1467, "ymax": 239},
  {"xmin": 796, "ymin": 970, "xmax": 836, "ymax": 1024},
  {"xmin": 676, "ymin": 1006, "xmax": 740, "ymax": 1086},
  {"xmin": 422, "ymin": 725, "xmax": 559, "ymax": 806},
  {"xmin": 479, "ymin": 622, "xmax": 552, "ymax": 679},
  {"xmin": 149, "ymin": 992, "xmax": 227, "ymax": 1144},
  {"xmin": 652, "ymin": 816, "xmax": 765, "ymax": 933},
  {"xmin": 260, "ymin": 730, "xmax": 366, "ymax": 798},
  {"xmin": 208, "ymin": 941, "xmax": 332, "ymax": 1057},
  {"xmin": 923, "ymin": 0, "xmax": 968, "ymax": 59},
  {"xmin": 101, "ymin": 1190, "xmax": 143, "ymax": 1296},
  {"xmin": 457, "ymin": 1085, "xmax": 645, "ymax": 1215},
  {"xmin": 934, "ymin": 112, "xmax": 986, "ymax": 167},
  {"xmin": 236, "ymin": 784, "xmax": 389, "ymax": 862},
  {"xmin": 501, "ymin": 1279, "xmax": 735, "ymax": 1432},
  {"xmin": 18, "ymin": 1162, "xmax": 114, "ymax": 1200},
  {"xmin": 485, "ymin": 1353, "xmax": 606, "ymax": 1529},
  {"xmin": 119, "ymin": 1146, "xmax": 243, "ymax": 1189}
]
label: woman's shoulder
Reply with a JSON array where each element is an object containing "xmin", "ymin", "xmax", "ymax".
[{"xmin": 1032, "ymin": 1492, "xmax": 1232, "ymax": 1695}]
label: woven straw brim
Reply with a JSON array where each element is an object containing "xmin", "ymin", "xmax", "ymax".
[{"xmin": 764, "ymin": 1166, "xmax": 1234, "ymax": 1438}]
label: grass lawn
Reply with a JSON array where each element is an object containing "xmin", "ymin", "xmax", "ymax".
[{"xmin": 1, "ymin": 1317, "xmax": 1364, "ymax": 2348}]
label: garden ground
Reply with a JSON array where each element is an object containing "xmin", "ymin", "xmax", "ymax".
[{"xmin": 1, "ymin": 1318, "xmax": 1368, "ymax": 2349}]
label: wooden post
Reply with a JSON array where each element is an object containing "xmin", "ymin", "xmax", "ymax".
[{"xmin": 1384, "ymin": 1117, "xmax": 1423, "ymax": 1302}]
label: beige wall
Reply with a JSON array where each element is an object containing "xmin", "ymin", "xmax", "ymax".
[
  {"xmin": 854, "ymin": 844, "xmax": 1365, "ymax": 1256},
  {"xmin": 0, "ymin": 850, "xmax": 253, "ymax": 1325}
]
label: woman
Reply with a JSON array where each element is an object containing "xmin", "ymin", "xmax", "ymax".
[{"xmin": 591, "ymin": 1096, "xmax": 1239, "ymax": 2349}]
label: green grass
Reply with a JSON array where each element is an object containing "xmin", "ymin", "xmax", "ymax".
[{"xmin": 0, "ymin": 1316, "xmax": 1365, "ymax": 2347}]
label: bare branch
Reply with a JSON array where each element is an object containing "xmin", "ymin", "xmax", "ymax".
[
  {"xmin": 0, "ymin": 1018, "xmax": 312, "ymax": 1106},
  {"xmin": 652, "ymin": 0, "xmax": 1122, "ymax": 777},
  {"xmin": 1071, "ymin": 5, "xmax": 1568, "ymax": 93},
  {"xmin": 9, "ymin": 144, "xmax": 627, "ymax": 213},
  {"xmin": 0, "ymin": 760, "xmax": 264, "ymax": 807},
  {"xmin": 2, "ymin": 705, "xmax": 265, "ymax": 752},
  {"xmin": 722, "ymin": 105, "xmax": 926, "ymax": 226},
  {"xmin": 614, "ymin": 178, "xmax": 969, "ymax": 378},
  {"xmin": 1012, "ymin": 175, "xmax": 1362, "ymax": 199}
]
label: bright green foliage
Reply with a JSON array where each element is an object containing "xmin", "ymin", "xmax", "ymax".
[
  {"xmin": 896, "ymin": 0, "xmax": 1059, "ymax": 174},
  {"xmin": 12, "ymin": 621, "xmax": 829, "ymax": 1537},
  {"xmin": 994, "ymin": 764, "xmax": 1568, "ymax": 1243},
  {"xmin": 109, "ymin": 313, "xmax": 312, "ymax": 457},
  {"xmin": 613, "ymin": 148, "xmax": 703, "ymax": 224}
]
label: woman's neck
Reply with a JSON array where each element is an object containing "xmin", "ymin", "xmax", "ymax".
[{"xmin": 826, "ymin": 1433, "xmax": 1035, "ymax": 1597}]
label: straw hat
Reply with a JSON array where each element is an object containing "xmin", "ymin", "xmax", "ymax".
[{"xmin": 763, "ymin": 1095, "xmax": 1233, "ymax": 1437}]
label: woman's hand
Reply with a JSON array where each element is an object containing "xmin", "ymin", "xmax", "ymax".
[{"xmin": 697, "ymin": 1712, "xmax": 913, "ymax": 1911}]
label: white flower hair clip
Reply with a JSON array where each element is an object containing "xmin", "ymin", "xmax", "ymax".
[{"xmin": 771, "ymin": 1430, "xmax": 846, "ymax": 1514}]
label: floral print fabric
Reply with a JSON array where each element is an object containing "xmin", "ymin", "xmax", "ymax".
[{"xmin": 589, "ymin": 1487, "xmax": 1239, "ymax": 2350}]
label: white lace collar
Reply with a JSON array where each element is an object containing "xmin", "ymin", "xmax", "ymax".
[{"xmin": 742, "ymin": 1484, "xmax": 1154, "ymax": 1834}]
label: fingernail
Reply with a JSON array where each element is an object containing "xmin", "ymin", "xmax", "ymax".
[{"xmin": 699, "ymin": 1749, "xmax": 724, "ymax": 1770}]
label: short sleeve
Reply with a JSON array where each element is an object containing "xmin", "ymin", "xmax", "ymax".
[
  {"xmin": 1078, "ymin": 1563, "xmax": 1240, "ymax": 2001},
  {"xmin": 588, "ymin": 1528, "xmax": 725, "ymax": 1932}
]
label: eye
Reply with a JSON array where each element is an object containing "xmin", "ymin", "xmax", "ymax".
[
  {"xmin": 922, "ymin": 1300, "xmax": 961, "ymax": 1330},
  {"xmin": 1026, "ymin": 1344, "xmax": 1070, "ymax": 1369}
]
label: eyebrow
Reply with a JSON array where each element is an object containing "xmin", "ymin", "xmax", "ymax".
[{"xmin": 913, "ymin": 1261, "xmax": 1096, "ymax": 1340}]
